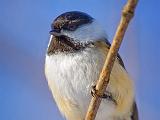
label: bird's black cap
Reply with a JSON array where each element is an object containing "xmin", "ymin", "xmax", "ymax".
[{"xmin": 51, "ymin": 11, "xmax": 94, "ymax": 33}]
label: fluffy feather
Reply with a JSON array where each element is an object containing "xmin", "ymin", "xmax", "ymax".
[{"xmin": 45, "ymin": 41, "xmax": 134, "ymax": 120}]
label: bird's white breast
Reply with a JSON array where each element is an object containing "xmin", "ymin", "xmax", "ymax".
[
  {"xmin": 45, "ymin": 47, "xmax": 134, "ymax": 120},
  {"xmin": 45, "ymin": 47, "xmax": 117, "ymax": 120}
]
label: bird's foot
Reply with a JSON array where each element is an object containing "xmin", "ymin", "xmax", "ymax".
[
  {"xmin": 90, "ymin": 85, "xmax": 115, "ymax": 101},
  {"xmin": 90, "ymin": 85, "xmax": 117, "ymax": 104},
  {"xmin": 91, "ymin": 85, "xmax": 98, "ymax": 97},
  {"xmin": 91, "ymin": 85, "xmax": 109, "ymax": 98}
]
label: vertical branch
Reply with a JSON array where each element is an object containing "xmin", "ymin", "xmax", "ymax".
[{"xmin": 85, "ymin": 0, "xmax": 138, "ymax": 120}]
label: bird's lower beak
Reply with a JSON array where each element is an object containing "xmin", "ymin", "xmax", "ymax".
[{"xmin": 47, "ymin": 35, "xmax": 55, "ymax": 54}]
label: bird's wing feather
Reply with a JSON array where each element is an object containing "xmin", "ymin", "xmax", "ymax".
[
  {"xmin": 104, "ymin": 40, "xmax": 138, "ymax": 120},
  {"xmin": 131, "ymin": 102, "xmax": 139, "ymax": 120},
  {"xmin": 104, "ymin": 39, "xmax": 125, "ymax": 69}
]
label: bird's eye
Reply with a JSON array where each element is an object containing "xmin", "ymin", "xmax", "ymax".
[{"xmin": 69, "ymin": 25, "xmax": 76, "ymax": 31}]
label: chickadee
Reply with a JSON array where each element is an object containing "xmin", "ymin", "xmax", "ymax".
[{"xmin": 45, "ymin": 11, "xmax": 138, "ymax": 120}]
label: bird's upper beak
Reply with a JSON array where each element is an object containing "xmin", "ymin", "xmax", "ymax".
[{"xmin": 49, "ymin": 29, "xmax": 62, "ymax": 37}]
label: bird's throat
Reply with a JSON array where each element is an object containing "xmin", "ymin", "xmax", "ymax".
[{"xmin": 47, "ymin": 35, "xmax": 93, "ymax": 55}]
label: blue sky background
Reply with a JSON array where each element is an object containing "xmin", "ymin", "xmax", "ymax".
[{"xmin": 0, "ymin": 0, "xmax": 160, "ymax": 120}]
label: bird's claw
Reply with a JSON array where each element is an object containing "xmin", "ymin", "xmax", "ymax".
[
  {"xmin": 90, "ymin": 85, "xmax": 117, "ymax": 104},
  {"xmin": 90, "ymin": 85, "xmax": 112, "ymax": 99},
  {"xmin": 91, "ymin": 85, "xmax": 98, "ymax": 97},
  {"xmin": 91, "ymin": 85, "xmax": 105, "ymax": 98}
]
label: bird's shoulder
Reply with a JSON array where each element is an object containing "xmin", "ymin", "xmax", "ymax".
[{"xmin": 94, "ymin": 39, "xmax": 125, "ymax": 69}]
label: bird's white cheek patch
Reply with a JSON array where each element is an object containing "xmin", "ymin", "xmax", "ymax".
[{"xmin": 61, "ymin": 20, "xmax": 107, "ymax": 43}]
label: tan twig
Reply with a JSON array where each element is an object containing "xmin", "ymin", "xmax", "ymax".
[{"xmin": 85, "ymin": 0, "xmax": 138, "ymax": 120}]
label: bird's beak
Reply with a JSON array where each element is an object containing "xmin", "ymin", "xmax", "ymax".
[
  {"xmin": 47, "ymin": 29, "xmax": 62, "ymax": 54},
  {"xmin": 49, "ymin": 29, "xmax": 62, "ymax": 37}
]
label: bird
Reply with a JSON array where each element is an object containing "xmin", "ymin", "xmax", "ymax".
[{"xmin": 45, "ymin": 11, "xmax": 138, "ymax": 120}]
